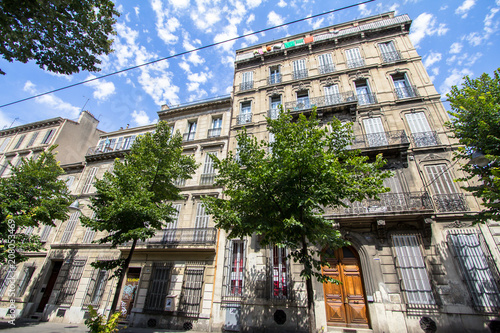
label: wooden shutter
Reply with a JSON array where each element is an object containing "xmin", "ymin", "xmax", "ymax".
[
  {"xmin": 82, "ymin": 167, "xmax": 98, "ymax": 193},
  {"xmin": 16, "ymin": 264, "xmax": 36, "ymax": 297},
  {"xmin": 144, "ymin": 264, "xmax": 171, "ymax": 311},
  {"xmin": 41, "ymin": 129, "xmax": 55, "ymax": 144},
  {"xmin": 26, "ymin": 132, "xmax": 39, "ymax": 147},
  {"xmin": 345, "ymin": 48, "xmax": 361, "ymax": 60},
  {"xmin": 363, "ymin": 118, "xmax": 387, "ymax": 146},
  {"xmin": 242, "ymin": 71, "xmax": 253, "ymax": 83},
  {"xmin": 425, "ymin": 164, "xmax": 456, "ymax": 194},
  {"xmin": 14, "ymin": 134, "xmax": 26, "ymax": 149},
  {"xmin": 40, "ymin": 225, "xmax": 52, "ymax": 242},
  {"xmin": 179, "ymin": 267, "xmax": 205, "ymax": 316},
  {"xmin": 405, "ymin": 112, "xmax": 431, "ymax": 134},
  {"xmin": 82, "ymin": 227, "xmax": 96, "ymax": 244},
  {"xmin": 0, "ymin": 137, "xmax": 11, "ymax": 152},
  {"xmin": 61, "ymin": 211, "xmax": 81, "ymax": 243},
  {"xmin": 202, "ymin": 152, "xmax": 217, "ymax": 175}
]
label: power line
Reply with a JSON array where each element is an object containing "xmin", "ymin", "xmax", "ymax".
[{"xmin": 0, "ymin": 0, "xmax": 376, "ymax": 109}]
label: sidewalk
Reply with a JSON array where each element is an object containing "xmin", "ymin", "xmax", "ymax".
[{"xmin": 0, "ymin": 321, "xmax": 209, "ymax": 333}]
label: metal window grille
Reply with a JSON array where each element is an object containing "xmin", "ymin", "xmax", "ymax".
[
  {"xmin": 61, "ymin": 211, "xmax": 81, "ymax": 244},
  {"xmin": 272, "ymin": 246, "xmax": 288, "ymax": 299},
  {"xmin": 0, "ymin": 137, "xmax": 11, "ymax": 152},
  {"xmin": 194, "ymin": 203, "xmax": 210, "ymax": 242},
  {"xmin": 82, "ymin": 227, "xmax": 96, "ymax": 244},
  {"xmin": 41, "ymin": 129, "xmax": 55, "ymax": 144},
  {"xmin": 40, "ymin": 225, "xmax": 52, "ymax": 242},
  {"xmin": 57, "ymin": 259, "xmax": 86, "ymax": 305},
  {"xmin": 178, "ymin": 267, "xmax": 205, "ymax": 316},
  {"xmin": 448, "ymin": 230, "xmax": 500, "ymax": 312},
  {"xmin": 82, "ymin": 167, "xmax": 98, "ymax": 194},
  {"xmin": 144, "ymin": 264, "xmax": 172, "ymax": 311},
  {"xmin": 26, "ymin": 132, "xmax": 39, "ymax": 147},
  {"xmin": 201, "ymin": 152, "xmax": 218, "ymax": 185},
  {"xmin": 13, "ymin": 134, "xmax": 26, "ymax": 149},
  {"xmin": 83, "ymin": 269, "xmax": 109, "ymax": 307},
  {"xmin": 392, "ymin": 235, "xmax": 434, "ymax": 305},
  {"xmin": 222, "ymin": 240, "xmax": 246, "ymax": 299},
  {"xmin": 16, "ymin": 264, "xmax": 36, "ymax": 297}
]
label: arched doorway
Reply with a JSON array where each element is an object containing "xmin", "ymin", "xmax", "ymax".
[{"xmin": 322, "ymin": 246, "xmax": 370, "ymax": 328}]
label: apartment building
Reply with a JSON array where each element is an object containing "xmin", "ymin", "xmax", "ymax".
[{"xmin": 211, "ymin": 11, "xmax": 499, "ymax": 333}]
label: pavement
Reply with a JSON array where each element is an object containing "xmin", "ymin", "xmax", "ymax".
[{"xmin": 0, "ymin": 321, "xmax": 209, "ymax": 333}]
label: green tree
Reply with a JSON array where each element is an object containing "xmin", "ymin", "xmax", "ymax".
[
  {"xmin": 0, "ymin": 146, "xmax": 72, "ymax": 264},
  {"xmin": 446, "ymin": 68, "xmax": 500, "ymax": 223},
  {"xmin": 202, "ymin": 109, "xmax": 391, "ymax": 333},
  {"xmin": 0, "ymin": 0, "xmax": 119, "ymax": 75},
  {"xmin": 80, "ymin": 121, "xmax": 197, "ymax": 319}
]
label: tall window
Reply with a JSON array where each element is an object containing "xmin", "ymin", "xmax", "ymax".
[
  {"xmin": 0, "ymin": 157, "xmax": 12, "ymax": 176},
  {"xmin": 162, "ymin": 204, "xmax": 181, "ymax": 243},
  {"xmin": 238, "ymin": 101, "xmax": 252, "ymax": 125},
  {"xmin": 393, "ymin": 73, "xmax": 416, "ymax": 99},
  {"xmin": 405, "ymin": 112, "xmax": 438, "ymax": 147},
  {"xmin": 41, "ymin": 129, "xmax": 55, "ymax": 144},
  {"xmin": 324, "ymin": 84, "xmax": 340, "ymax": 105},
  {"xmin": 178, "ymin": 267, "xmax": 205, "ymax": 316},
  {"xmin": 82, "ymin": 167, "xmax": 98, "ymax": 194},
  {"xmin": 296, "ymin": 91, "xmax": 310, "ymax": 110},
  {"xmin": 56, "ymin": 259, "xmax": 87, "ymax": 305},
  {"xmin": 292, "ymin": 59, "xmax": 307, "ymax": 80},
  {"xmin": 208, "ymin": 117, "xmax": 222, "ymax": 138},
  {"xmin": 13, "ymin": 134, "xmax": 26, "ymax": 149},
  {"xmin": 355, "ymin": 80, "xmax": 374, "ymax": 105},
  {"xmin": 144, "ymin": 263, "xmax": 172, "ymax": 311},
  {"xmin": 318, "ymin": 53, "xmax": 335, "ymax": 74},
  {"xmin": 392, "ymin": 235, "xmax": 434, "ymax": 305},
  {"xmin": 240, "ymin": 71, "xmax": 253, "ymax": 91},
  {"xmin": 65, "ymin": 176, "xmax": 75, "ymax": 190},
  {"xmin": 83, "ymin": 268, "xmax": 109, "ymax": 307},
  {"xmin": 345, "ymin": 47, "xmax": 364, "ymax": 68},
  {"xmin": 184, "ymin": 121, "xmax": 197, "ymax": 141},
  {"xmin": 379, "ymin": 41, "xmax": 401, "ymax": 62},
  {"xmin": 61, "ymin": 211, "xmax": 81, "ymax": 244},
  {"xmin": 201, "ymin": 152, "xmax": 218, "ymax": 185},
  {"xmin": 425, "ymin": 164, "xmax": 466, "ymax": 212},
  {"xmin": 363, "ymin": 117, "xmax": 387, "ymax": 147},
  {"xmin": 26, "ymin": 132, "xmax": 39, "ymax": 147},
  {"xmin": 40, "ymin": 225, "xmax": 52, "ymax": 242},
  {"xmin": 0, "ymin": 137, "xmax": 11, "ymax": 153},
  {"xmin": 82, "ymin": 227, "xmax": 96, "ymax": 244},
  {"xmin": 16, "ymin": 264, "xmax": 36, "ymax": 297},
  {"xmin": 269, "ymin": 95, "xmax": 281, "ymax": 119},
  {"xmin": 122, "ymin": 135, "xmax": 136, "ymax": 150},
  {"xmin": 194, "ymin": 203, "xmax": 210, "ymax": 242},
  {"xmin": 448, "ymin": 231, "xmax": 500, "ymax": 311},
  {"xmin": 227, "ymin": 240, "xmax": 245, "ymax": 297},
  {"xmin": 272, "ymin": 246, "xmax": 288, "ymax": 298},
  {"xmin": 269, "ymin": 65, "xmax": 281, "ymax": 84}
]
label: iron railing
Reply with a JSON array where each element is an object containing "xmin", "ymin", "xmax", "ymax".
[
  {"xmin": 347, "ymin": 58, "xmax": 365, "ymax": 69},
  {"xmin": 350, "ymin": 130, "xmax": 409, "ymax": 149},
  {"xmin": 410, "ymin": 131, "xmax": 440, "ymax": 148},
  {"xmin": 381, "ymin": 51, "xmax": 402, "ymax": 63},
  {"xmin": 173, "ymin": 178, "xmax": 186, "ymax": 187},
  {"xmin": 268, "ymin": 74, "xmax": 282, "ymax": 85},
  {"xmin": 284, "ymin": 92, "xmax": 357, "ymax": 112},
  {"xmin": 236, "ymin": 113, "xmax": 252, "ymax": 125},
  {"xmin": 357, "ymin": 93, "xmax": 377, "ymax": 105},
  {"xmin": 318, "ymin": 63, "xmax": 336, "ymax": 74},
  {"xmin": 395, "ymin": 85, "xmax": 419, "ymax": 99},
  {"xmin": 183, "ymin": 132, "xmax": 195, "ymax": 142},
  {"xmin": 87, "ymin": 145, "xmax": 129, "ymax": 156},
  {"xmin": 208, "ymin": 128, "xmax": 222, "ymax": 138},
  {"xmin": 200, "ymin": 173, "xmax": 216, "ymax": 185},
  {"xmin": 330, "ymin": 192, "xmax": 432, "ymax": 215},
  {"xmin": 433, "ymin": 194, "xmax": 468, "ymax": 212},
  {"xmin": 131, "ymin": 228, "xmax": 217, "ymax": 246},
  {"xmin": 240, "ymin": 81, "xmax": 254, "ymax": 91},
  {"xmin": 292, "ymin": 69, "xmax": 308, "ymax": 80},
  {"xmin": 268, "ymin": 109, "xmax": 280, "ymax": 119}
]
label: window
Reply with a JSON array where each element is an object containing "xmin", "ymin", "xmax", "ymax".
[
  {"xmin": 272, "ymin": 246, "xmax": 288, "ymax": 298},
  {"xmin": 0, "ymin": 157, "xmax": 12, "ymax": 176},
  {"xmin": 162, "ymin": 204, "xmax": 181, "ymax": 243},
  {"xmin": 83, "ymin": 268, "xmax": 109, "ymax": 307},
  {"xmin": 122, "ymin": 135, "xmax": 136, "ymax": 150},
  {"xmin": 355, "ymin": 80, "xmax": 375, "ymax": 105},
  {"xmin": 393, "ymin": 73, "xmax": 417, "ymax": 99},
  {"xmin": 40, "ymin": 225, "xmax": 52, "ymax": 242},
  {"xmin": 178, "ymin": 267, "xmax": 205, "ymax": 316},
  {"xmin": 16, "ymin": 264, "xmax": 36, "ymax": 297},
  {"xmin": 345, "ymin": 47, "xmax": 364, "ymax": 68},
  {"xmin": 24, "ymin": 226, "xmax": 34, "ymax": 237},
  {"xmin": 379, "ymin": 41, "xmax": 401, "ymax": 62},
  {"xmin": 405, "ymin": 112, "xmax": 438, "ymax": 147},
  {"xmin": 425, "ymin": 164, "xmax": 467, "ymax": 212},
  {"xmin": 184, "ymin": 121, "xmax": 197, "ymax": 141},
  {"xmin": 295, "ymin": 91, "xmax": 310, "ymax": 110},
  {"xmin": 448, "ymin": 231, "xmax": 500, "ymax": 311},
  {"xmin": 227, "ymin": 240, "xmax": 245, "ymax": 297},
  {"xmin": 0, "ymin": 266, "xmax": 16, "ymax": 297},
  {"xmin": 201, "ymin": 152, "xmax": 218, "ymax": 185},
  {"xmin": 268, "ymin": 132, "xmax": 275, "ymax": 154},
  {"xmin": 144, "ymin": 263, "xmax": 172, "ymax": 311},
  {"xmin": 208, "ymin": 117, "xmax": 222, "ymax": 138},
  {"xmin": 61, "ymin": 211, "xmax": 81, "ymax": 244},
  {"xmin": 363, "ymin": 117, "xmax": 387, "ymax": 147},
  {"xmin": 65, "ymin": 176, "xmax": 75, "ymax": 190},
  {"xmin": 392, "ymin": 235, "xmax": 434, "ymax": 305},
  {"xmin": 103, "ymin": 138, "xmax": 117, "ymax": 152},
  {"xmin": 26, "ymin": 132, "xmax": 39, "ymax": 148},
  {"xmin": 115, "ymin": 137, "xmax": 124, "ymax": 150},
  {"xmin": 82, "ymin": 227, "xmax": 96, "ymax": 244},
  {"xmin": 324, "ymin": 84, "xmax": 341, "ymax": 105},
  {"xmin": 41, "ymin": 129, "xmax": 55, "ymax": 144},
  {"xmin": 13, "ymin": 134, "xmax": 26, "ymax": 149},
  {"xmin": 0, "ymin": 137, "xmax": 11, "ymax": 153},
  {"xmin": 237, "ymin": 101, "xmax": 252, "ymax": 125},
  {"xmin": 14, "ymin": 156, "xmax": 25, "ymax": 168},
  {"xmin": 82, "ymin": 167, "xmax": 98, "ymax": 194},
  {"xmin": 268, "ymin": 65, "xmax": 281, "ymax": 84},
  {"xmin": 292, "ymin": 59, "xmax": 308, "ymax": 80},
  {"xmin": 194, "ymin": 203, "xmax": 210, "ymax": 242},
  {"xmin": 56, "ymin": 259, "xmax": 86, "ymax": 305},
  {"xmin": 269, "ymin": 95, "xmax": 281, "ymax": 119},
  {"xmin": 318, "ymin": 53, "xmax": 335, "ymax": 74},
  {"xmin": 240, "ymin": 71, "xmax": 253, "ymax": 91}
]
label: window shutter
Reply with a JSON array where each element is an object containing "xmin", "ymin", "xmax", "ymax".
[
  {"xmin": 144, "ymin": 264, "xmax": 172, "ymax": 311},
  {"xmin": 324, "ymin": 84, "xmax": 339, "ymax": 96},
  {"xmin": 425, "ymin": 164, "xmax": 456, "ymax": 195},
  {"xmin": 242, "ymin": 71, "xmax": 253, "ymax": 83},
  {"xmin": 363, "ymin": 117, "xmax": 387, "ymax": 147},
  {"xmin": 40, "ymin": 225, "xmax": 52, "ymax": 242},
  {"xmin": 202, "ymin": 152, "xmax": 217, "ymax": 175},
  {"xmin": 14, "ymin": 134, "xmax": 26, "ymax": 149},
  {"xmin": 41, "ymin": 129, "xmax": 55, "ymax": 144},
  {"xmin": 66, "ymin": 176, "xmax": 75, "ymax": 190},
  {"xmin": 82, "ymin": 227, "xmax": 96, "ymax": 244},
  {"xmin": 61, "ymin": 211, "xmax": 81, "ymax": 243},
  {"xmin": 0, "ymin": 137, "xmax": 11, "ymax": 152},
  {"xmin": 82, "ymin": 167, "xmax": 98, "ymax": 194},
  {"xmin": 318, "ymin": 53, "xmax": 332, "ymax": 67},
  {"xmin": 57, "ymin": 259, "xmax": 86, "ymax": 305},
  {"xmin": 16, "ymin": 264, "xmax": 36, "ymax": 297},
  {"xmin": 346, "ymin": 48, "xmax": 361, "ymax": 60},
  {"xmin": 293, "ymin": 59, "xmax": 306, "ymax": 72},
  {"xmin": 26, "ymin": 132, "xmax": 39, "ymax": 147},
  {"xmin": 178, "ymin": 267, "xmax": 205, "ymax": 316},
  {"xmin": 406, "ymin": 112, "xmax": 431, "ymax": 134},
  {"xmin": 194, "ymin": 203, "xmax": 210, "ymax": 242}
]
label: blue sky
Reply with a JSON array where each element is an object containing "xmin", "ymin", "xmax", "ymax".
[{"xmin": 0, "ymin": 0, "xmax": 498, "ymax": 132}]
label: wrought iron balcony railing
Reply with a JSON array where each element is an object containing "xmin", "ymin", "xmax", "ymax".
[
  {"xmin": 292, "ymin": 69, "xmax": 308, "ymax": 80},
  {"xmin": 330, "ymin": 192, "xmax": 432, "ymax": 216},
  {"xmin": 357, "ymin": 93, "xmax": 377, "ymax": 106},
  {"xmin": 240, "ymin": 81, "xmax": 254, "ymax": 91},
  {"xmin": 132, "ymin": 228, "xmax": 217, "ymax": 247},
  {"xmin": 268, "ymin": 108, "xmax": 280, "ymax": 119},
  {"xmin": 200, "ymin": 173, "xmax": 216, "ymax": 185},
  {"xmin": 208, "ymin": 127, "xmax": 222, "ymax": 138},
  {"xmin": 395, "ymin": 85, "xmax": 419, "ymax": 99},
  {"xmin": 410, "ymin": 131, "xmax": 440, "ymax": 148},
  {"xmin": 349, "ymin": 130, "xmax": 409, "ymax": 149},
  {"xmin": 381, "ymin": 51, "xmax": 402, "ymax": 63},
  {"xmin": 183, "ymin": 132, "xmax": 196, "ymax": 142},
  {"xmin": 284, "ymin": 92, "xmax": 357, "ymax": 112},
  {"xmin": 347, "ymin": 58, "xmax": 365, "ymax": 69},
  {"xmin": 268, "ymin": 74, "xmax": 282, "ymax": 85},
  {"xmin": 86, "ymin": 144, "xmax": 129, "ymax": 156},
  {"xmin": 173, "ymin": 178, "xmax": 186, "ymax": 187},
  {"xmin": 319, "ymin": 63, "xmax": 336, "ymax": 74},
  {"xmin": 236, "ymin": 113, "xmax": 252, "ymax": 125},
  {"xmin": 433, "ymin": 194, "xmax": 468, "ymax": 212}
]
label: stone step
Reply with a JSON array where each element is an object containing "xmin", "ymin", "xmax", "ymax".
[{"xmin": 326, "ymin": 327, "xmax": 373, "ymax": 333}]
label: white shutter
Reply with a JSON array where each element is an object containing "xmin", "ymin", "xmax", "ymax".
[
  {"xmin": 324, "ymin": 84, "xmax": 339, "ymax": 96},
  {"xmin": 61, "ymin": 211, "xmax": 81, "ymax": 243},
  {"xmin": 26, "ymin": 132, "xmax": 39, "ymax": 147},
  {"xmin": 242, "ymin": 71, "xmax": 253, "ymax": 83},
  {"xmin": 40, "ymin": 225, "xmax": 52, "ymax": 242},
  {"xmin": 405, "ymin": 112, "xmax": 431, "ymax": 133},
  {"xmin": 66, "ymin": 176, "xmax": 75, "ymax": 190},
  {"xmin": 195, "ymin": 203, "xmax": 209, "ymax": 229},
  {"xmin": 0, "ymin": 137, "xmax": 11, "ymax": 152},
  {"xmin": 346, "ymin": 47, "xmax": 361, "ymax": 60},
  {"xmin": 293, "ymin": 59, "xmax": 306, "ymax": 72},
  {"xmin": 318, "ymin": 53, "xmax": 333, "ymax": 67},
  {"xmin": 41, "ymin": 129, "xmax": 55, "ymax": 144},
  {"xmin": 82, "ymin": 167, "xmax": 98, "ymax": 194},
  {"xmin": 82, "ymin": 227, "xmax": 96, "ymax": 244},
  {"xmin": 383, "ymin": 175, "xmax": 403, "ymax": 193},
  {"xmin": 379, "ymin": 41, "xmax": 396, "ymax": 54},
  {"xmin": 363, "ymin": 118, "xmax": 387, "ymax": 146},
  {"xmin": 202, "ymin": 152, "xmax": 217, "ymax": 175},
  {"xmin": 425, "ymin": 164, "xmax": 456, "ymax": 194}
]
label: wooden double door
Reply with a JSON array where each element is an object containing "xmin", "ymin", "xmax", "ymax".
[{"xmin": 322, "ymin": 247, "xmax": 369, "ymax": 328}]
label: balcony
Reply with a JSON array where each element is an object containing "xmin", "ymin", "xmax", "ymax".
[
  {"xmin": 347, "ymin": 58, "xmax": 365, "ymax": 69},
  {"xmin": 208, "ymin": 127, "xmax": 222, "ymax": 138},
  {"xmin": 200, "ymin": 173, "xmax": 216, "ymax": 185},
  {"xmin": 433, "ymin": 194, "xmax": 468, "ymax": 212},
  {"xmin": 410, "ymin": 132, "xmax": 440, "ymax": 148},
  {"xmin": 268, "ymin": 74, "xmax": 282, "ymax": 85},
  {"xmin": 125, "ymin": 228, "xmax": 217, "ymax": 250},
  {"xmin": 86, "ymin": 144, "xmax": 128, "ymax": 156},
  {"xmin": 350, "ymin": 130, "xmax": 409, "ymax": 149},
  {"xmin": 292, "ymin": 69, "xmax": 308, "ymax": 80},
  {"xmin": 284, "ymin": 92, "xmax": 357, "ymax": 112},
  {"xmin": 268, "ymin": 108, "xmax": 281, "ymax": 119},
  {"xmin": 319, "ymin": 63, "xmax": 336, "ymax": 74},
  {"xmin": 357, "ymin": 93, "xmax": 377, "ymax": 106},
  {"xmin": 381, "ymin": 51, "xmax": 402, "ymax": 63},
  {"xmin": 236, "ymin": 113, "xmax": 252, "ymax": 125},
  {"xmin": 395, "ymin": 85, "xmax": 419, "ymax": 99},
  {"xmin": 330, "ymin": 192, "xmax": 433, "ymax": 216},
  {"xmin": 240, "ymin": 81, "xmax": 254, "ymax": 91},
  {"xmin": 183, "ymin": 132, "xmax": 195, "ymax": 142}
]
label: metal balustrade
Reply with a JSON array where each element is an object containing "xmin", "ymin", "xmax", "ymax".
[
  {"xmin": 395, "ymin": 85, "xmax": 419, "ymax": 99},
  {"xmin": 318, "ymin": 63, "xmax": 336, "ymax": 74},
  {"xmin": 128, "ymin": 228, "xmax": 217, "ymax": 247},
  {"xmin": 292, "ymin": 69, "xmax": 308, "ymax": 80},
  {"xmin": 433, "ymin": 194, "xmax": 468, "ymax": 212},
  {"xmin": 357, "ymin": 93, "xmax": 377, "ymax": 105},
  {"xmin": 240, "ymin": 81, "xmax": 254, "ymax": 91},
  {"xmin": 381, "ymin": 51, "xmax": 402, "ymax": 63},
  {"xmin": 183, "ymin": 132, "xmax": 195, "ymax": 142},
  {"xmin": 410, "ymin": 131, "xmax": 440, "ymax": 148},
  {"xmin": 208, "ymin": 127, "xmax": 222, "ymax": 138},
  {"xmin": 347, "ymin": 58, "xmax": 365, "ymax": 69},
  {"xmin": 236, "ymin": 113, "xmax": 252, "ymax": 125},
  {"xmin": 284, "ymin": 92, "xmax": 357, "ymax": 112},
  {"xmin": 87, "ymin": 144, "xmax": 129, "ymax": 156},
  {"xmin": 350, "ymin": 130, "xmax": 409, "ymax": 149}
]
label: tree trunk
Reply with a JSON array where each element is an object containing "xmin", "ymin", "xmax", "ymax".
[
  {"xmin": 108, "ymin": 238, "xmax": 137, "ymax": 321},
  {"xmin": 302, "ymin": 235, "xmax": 316, "ymax": 333}
]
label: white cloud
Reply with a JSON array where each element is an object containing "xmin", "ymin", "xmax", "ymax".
[
  {"xmin": 308, "ymin": 17, "xmax": 324, "ymax": 30},
  {"xmin": 187, "ymin": 82, "xmax": 200, "ymax": 92},
  {"xmin": 464, "ymin": 32, "xmax": 482, "ymax": 46},
  {"xmin": 190, "ymin": 7, "xmax": 222, "ymax": 31},
  {"xmin": 449, "ymin": 42, "xmax": 463, "ymax": 54},
  {"xmin": 187, "ymin": 72, "xmax": 212, "ymax": 84},
  {"xmin": 358, "ymin": 4, "xmax": 371, "ymax": 16},
  {"xmin": 134, "ymin": 6, "xmax": 139, "ymax": 16},
  {"xmin": 151, "ymin": 0, "xmax": 180, "ymax": 45},
  {"xmin": 23, "ymin": 81, "xmax": 80, "ymax": 118},
  {"xmin": 244, "ymin": 29, "xmax": 259, "ymax": 43},
  {"xmin": 455, "ymin": 0, "xmax": 476, "ymax": 18},
  {"xmin": 389, "ymin": 4, "xmax": 399, "ymax": 14},
  {"xmin": 179, "ymin": 61, "xmax": 191, "ymax": 72},
  {"xmin": 446, "ymin": 52, "xmax": 483, "ymax": 66},
  {"xmin": 246, "ymin": 0, "xmax": 262, "ymax": 9},
  {"xmin": 85, "ymin": 75, "xmax": 116, "ymax": 101},
  {"xmin": 0, "ymin": 110, "xmax": 13, "ymax": 129},
  {"xmin": 214, "ymin": 24, "xmax": 239, "ymax": 52},
  {"xmin": 268, "ymin": 11, "xmax": 285, "ymax": 26},
  {"xmin": 131, "ymin": 110, "xmax": 155, "ymax": 126},
  {"xmin": 277, "ymin": 0, "xmax": 287, "ymax": 7},
  {"xmin": 410, "ymin": 13, "xmax": 448, "ymax": 48},
  {"xmin": 423, "ymin": 52, "xmax": 442, "ymax": 68},
  {"xmin": 439, "ymin": 68, "xmax": 473, "ymax": 96},
  {"xmin": 440, "ymin": 5, "xmax": 448, "ymax": 10},
  {"xmin": 169, "ymin": 0, "xmax": 189, "ymax": 9},
  {"xmin": 138, "ymin": 69, "xmax": 180, "ymax": 106}
]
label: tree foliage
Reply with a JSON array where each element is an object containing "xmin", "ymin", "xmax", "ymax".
[
  {"xmin": 202, "ymin": 108, "xmax": 391, "ymax": 332},
  {"xmin": 447, "ymin": 68, "xmax": 500, "ymax": 223},
  {"xmin": 0, "ymin": 146, "xmax": 72, "ymax": 264},
  {"xmin": 0, "ymin": 0, "xmax": 119, "ymax": 75}
]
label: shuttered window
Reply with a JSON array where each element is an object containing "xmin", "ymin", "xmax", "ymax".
[
  {"xmin": 16, "ymin": 264, "xmax": 36, "ymax": 297},
  {"xmin": 83, "ymin": 269, "xmax": 109, "ymax": 307},
  {"xmin": 26, "ymin": 132, "xmax": 39, "ymax": 147},
  {"xmin": 41, "ymin": 129, "xmax": 55, "ymax": 144},
  {"xmin": 345, "ymin": 47, "xmax": 364, "ymax": 68},
  {"xmin": 82, "ymin": 227, "xmax": 96, "ymax": 244},
  {"xmin": 272, "ymin": 246, "xmax": 288, "ymax": 298},
  {"xmin": 392, "ymin": 235, "xmax": 434, "ymax": 304},
  {"xmin": 82, "ymin": 167, "xmax": 98, "ymax": 194},
  {"xmin": 201, "ymin": 152, "xmax": 217, "ymax": 185},
  {"xmin": 65, "ymin": 176, "xmax": 75, "ymax": 190},
  {"xmin": 363, "ymin": 118, "xmax": 387, "ymax": 147},
  {"xmin": 40, "ymin": 225, "xmax": 52, "ymax": 242},
  {"xmin": 318, "ymin": 53, "xmax": 335, "ymax": 74},
  {"xmin": 162, "ymin": 204, "xmax": 181, "ymax": 243},
  {"xmin": 57, "ymin": 259, "xmax": 86, "ymax": 305},
  {"xmin": 178, "ymin": 267, "xmax": 205, "ymax": 316},
  {"xmin": 0, "ymin": 137, "xmax": 11, "ymax": 152},
  {"xmin": 240, "ymin": 71, "xmax": 253, "ymax": 90},
  {"xmin": 61, "ymin": 211, "xmax": 81, "ymax": 244},
  {"xmin": 292, "ymin": 59, "xmax": 307, "ymax": 79},
  {"xmin": 13, "ymin": 134, "xmax": 26, "ymax": 149},
  {"xmin": 194, "ymin": 203, "xmax": 210, "ymax": 242},
  {"xmin": 0, "ymin": 157, "xmax": 12, "ymax": 176},
  {"xmin": 405, "ymin": 112, "xmax": 438, "ymax": 147},
  {"xmin": 144, "ymin": 264, "xmax": 172, "ymax": 311},
  {"xmin": 425, "ymin": 164, "xmax": 456, "ymax": 195}
]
